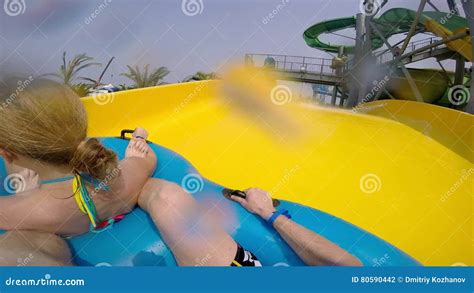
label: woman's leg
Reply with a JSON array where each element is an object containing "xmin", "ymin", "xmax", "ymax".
[
  {"xmin": 0, "ymin": 230, "xmax": 72, "ymax": 266},
  {"xmin": 138, "ymin": 179, "xmax": 238, "ymax": 266}
]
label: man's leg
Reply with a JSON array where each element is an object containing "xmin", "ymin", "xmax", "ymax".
[
  {"xmin": 138, "ymin": 179, "xmax": 238, "ymax": 266},
  {"xmin": 0, "ymin": 230, "xmax": 72, "ymax": 266}
]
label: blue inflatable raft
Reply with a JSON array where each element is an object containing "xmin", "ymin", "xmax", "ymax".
[{"xmin": 0, "ymin": 137, "xmax": 420, "ymax": 266}]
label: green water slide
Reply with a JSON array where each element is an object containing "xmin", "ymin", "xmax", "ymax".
[
  {"xmin": 303, "ymin": 8, "xmax": 470, "ymax": 57},
  {"xmin": 303, "ymin": 7, "xmax": 471, "ymax": 103}
]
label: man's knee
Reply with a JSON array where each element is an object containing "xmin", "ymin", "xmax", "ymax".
[{"xmin": 138, "ymin": 179, "xmax": 187, "ymax": 212}]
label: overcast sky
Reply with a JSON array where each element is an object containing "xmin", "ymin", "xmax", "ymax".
[{"xmin": 0, "ymin": 0, "xmax": 465, "ymax": 85}]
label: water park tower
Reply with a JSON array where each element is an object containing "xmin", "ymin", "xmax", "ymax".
[{"xmin": 246, "ymin": 0, "xmax": 473, "ymax": 113}]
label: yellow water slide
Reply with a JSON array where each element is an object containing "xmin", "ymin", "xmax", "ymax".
[
  {"xmin": 83, "ymin": 81, "xmax": 472, "ymax": 266},
  {"xmin": 357, "ymin": 100, "xmax": 473, "ymax": 162}
]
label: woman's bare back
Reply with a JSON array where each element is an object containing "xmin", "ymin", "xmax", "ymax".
[{"xmin": 0, "ymin": 139, "xmax": 157, "ymax": 237}]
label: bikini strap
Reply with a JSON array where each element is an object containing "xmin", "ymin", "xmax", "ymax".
[
  {"xmin": 72, "ymin": 173, "xmax": 121, "ymax": 232},
  {"xmin": 72, "ymin": 174, "xmax": 99, "ymax": 228},
  {"xmin": 41, "ymin": 176, "xmax": 75, "ymax": 185}
]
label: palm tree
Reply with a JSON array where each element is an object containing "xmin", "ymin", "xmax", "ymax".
[
  {"xmin": 49, "ymin": 52, "xmax": 101, "ymax": 85},
  {"xmin": 121, "ymin": 64, "xmax": 170, "ymax": 88},
  {"xmin": 183, "ymin": 71, "xmax": 218, "ymax": 82}
]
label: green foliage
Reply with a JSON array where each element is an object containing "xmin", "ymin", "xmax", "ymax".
[
  {"xmin": 183, "ymin": 71, "xmax": 218, "ymax": 82},
  {"xmin": 121, "ymin": 64, "xmax": 170, "ymax": 88},
  {"xmin": 49, "ymin": 52, "xmax": 101, "ymax": 85},
  {"xmin": 71, "ymin": 83, "xmax": 93, "ymax": 97},
  {"xmin": 116, "ymin": 84, "xmax": 134, "ymax": 91}
]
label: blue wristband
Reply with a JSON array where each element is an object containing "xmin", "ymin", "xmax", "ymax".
[{"xmin": 267, "ymin": 209, "xmax": 292, "ymax": 226}]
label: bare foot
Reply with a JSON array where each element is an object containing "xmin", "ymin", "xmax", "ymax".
[
  {"xmin": 125, "ymin": 139, "xmax": 149, "ymax": 159},
  {"xmin": 15, "ymin": 169, "xmax": 40, "ymax": 193}
]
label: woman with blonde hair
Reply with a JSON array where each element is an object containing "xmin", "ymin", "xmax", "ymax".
[
  {"xmin": 0, "ymin": 78, "xmax": 260, "ymax": 267},
  {"xmin": 0, "ymin": 78, "xmax": 360, "ymax": 267}
]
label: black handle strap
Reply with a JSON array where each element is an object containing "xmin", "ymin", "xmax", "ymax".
[
  {"xmin": 222, "ymin": 188, "xmax": 280, "ymax": 207},
  {"xmin": 119, "ymin": 129, "xmax": 150, "ymax": 143},
  {"xmin": 120, "ymin": 129, "xmax": 135, "ymax": 140}
]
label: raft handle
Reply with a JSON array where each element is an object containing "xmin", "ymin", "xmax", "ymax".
[
  {"xmin": 119, "ymin": 129, "xmax": 150, "ymax": 143},
  {"xmin": 222, "ymin": 188, "xmax": 280, "ymax": 207}
]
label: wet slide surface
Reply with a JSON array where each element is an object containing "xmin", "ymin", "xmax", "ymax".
[{"xmin": 83, "ymin": 81, "xmax": 472, "ymax": 266}]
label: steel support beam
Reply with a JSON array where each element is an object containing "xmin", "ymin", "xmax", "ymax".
[
  {"xmin": 369, "ymin": 21, "xmax": 423, "ymax": 102},
  {"xmin": 401, "ymin": 0, "xmax": 428, "ymax": 54},
  {"xmin": 454, "ymin": 56, "xmax": 465, "ymax": 85},
  {"xmin": 436, "ymin": 60, "xmax": 454, "ymax": 86},
  {"xmin": 462, "ymin": 0, "xmax": 473, "ymax": 114},
  {"xmin": 427, "ymin": 0, "xmax": 440, "ymax": 12},
  {"xmin": 447, "ymin": 0, "xmax": 458, "ymax": 15},
  {"xmin": 347, "ymin": 13, "xmax": 366, "ymax": 107},
  {"xmin": 331, "ymin": 86, "xmax": 338, "ymax": 106}
]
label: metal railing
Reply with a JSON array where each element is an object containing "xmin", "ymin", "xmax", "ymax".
[
  {"xmin": 246, "ymin": 36, "xmax": 447, "ymax": 77},
  {"xmin": 374, "ymin": 36, "xmax": 445, "ymax": 63},
  {"xmin": 245, "ymin": 53, "xmax": 338, "ymax": 76}
]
